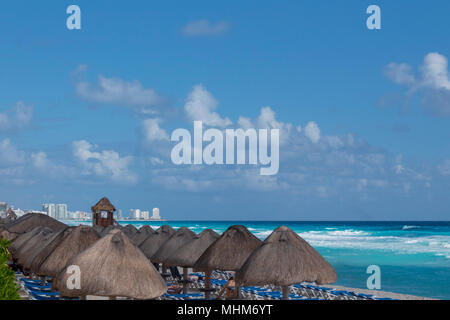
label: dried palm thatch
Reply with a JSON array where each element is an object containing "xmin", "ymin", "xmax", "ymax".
[
  {"xmin": 56, "ymin": 230, "xmax": 167, "ymax": 299},
  {"xmin": 39, "ymin": 225, "xmax": 100, "ymax": 278},
  {"xmin": 22, "ymin": 227, "xmax": 71, "ymax": 274},
  {"xmin": 9, "ymin": 226, "xmax": 44, "ymax": 257},
  {"xmin": 131, "ymin": 225, "xmax": 155, "ymax": 247},
  {"xmin": 91, "ymin": 197, "xmax": 116, "ymax": 212},
  {"xmin": 139, "ymin": 225, "xmax": 175, "ymax": 259},
  {"xmin": 151, "ymin": 227, "xmax": 196, "ymax": 263},
  {"xmin": 165, "ymin": 229, "xmax": 220, "ymax": 268},
  {"xmin": 236, "ymin": 226, "xmax": 337, "ymax": 299},
  {"xmin": 100, "ymin": 224, "xmax": 122, "ymax": 237},
  {"xmin": 0, "ymin": 212, "xmax": 67, "ymax": 241},
  {"xmin": 140, "ymin": 225, "xmax": 154, "ymax": 233},
  {"xmin": 93, "ymin": 225, "xmax": 105, "ymax": 234},
  {"xmin": 123, "ymin": 224, "xmax": 139, "ymax": 238},
  {"xmin": 194, "ymin": 225, "xmax": 261, "ymax": 271},
  {"xmin": 13, "ymin": 227, "xmax": 55, "ymax": 263}
]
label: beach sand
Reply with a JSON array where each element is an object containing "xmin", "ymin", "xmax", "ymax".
[{"xmin": 329, "ymin": 285, "xmax": 435, "ymax": 300}]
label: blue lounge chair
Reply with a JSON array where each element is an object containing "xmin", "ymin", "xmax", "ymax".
[
  {"xmin": 24, "ymin": 283, "xmax": 52, "ymax": 292},
  {"xmin": 29, "ymin": 292, "xmax": 59, "ymax": 301}
]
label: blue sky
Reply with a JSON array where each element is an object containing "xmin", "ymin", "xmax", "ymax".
[{"xmin": 1, "ymin": 1, "xmax": 449, "ymax": 220}]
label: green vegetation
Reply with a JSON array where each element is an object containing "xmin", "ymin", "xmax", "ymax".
[{"xmin": 0, "ymin": 238, "xmax": 21, "ymax": 300}]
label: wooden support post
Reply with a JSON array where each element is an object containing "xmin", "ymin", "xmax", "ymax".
[
  {"xmin": 183, "ymin": 267, "xmax": 189, "ymax": 294},
  {"xmin": 282, "ymin": 285, "xmax": 290, "ymax": 300},
  {"xmin": 205, "ymin": 270, "xmax": 212, "ymax": 300}
]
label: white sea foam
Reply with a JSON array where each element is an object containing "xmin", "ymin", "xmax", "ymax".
[
  {"xmin": 326, "ymin": 229, "xmax": 370, "ymax": 236},
  {"xmin": 402, "ymin": 225, "xmax": 420, "ymax": 230}
]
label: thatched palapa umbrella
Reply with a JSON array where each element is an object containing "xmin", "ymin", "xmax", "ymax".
[
  {"xmin": 14, "ymin": 227, "xmax": 55, "ymax": 267},
  {"xmin": 100, "ymin": 224, "xmax": 122, "ymax": 237},
  {"xmin": 194, "ymin": 225, "xmax": 262, "ymax": 299},
  {"xmin": 151, "ymin": 227, "xmax": 196, "ymax": 264},
  {"xmin": 9, "ymin": 226, "xmax": 44, "ymax": 257},
  {"xmin": 123, "ymin": 224, "xmax": 139, "ymax": 239},
  {"xmin": 39, "ymin": 225, "xmax": 100, "ymax": 278},
  {"xmin": 165, "ymin": 229, "xmax": 220, "ymax": 293},
  {"xmin": 139, "ymin": 225, "xmax": 175, "ymax": 259},
  {"xmin": 22, "ymin": 227, "xmax": 71, "ymax": 274},
  {"xmin": 0, "ymin": 212, "xmax": 67, "ymax": 241},
  {"xmin": 56, "ymin": 229, "xmax": 167, "ymax": 299},
  {"xmin": 236, "ymin": 226, "xmax": 337, "ymax": 299},
  {"xmin": 130, "ymin": 225, "xmax": 155, "ymax": 246}
]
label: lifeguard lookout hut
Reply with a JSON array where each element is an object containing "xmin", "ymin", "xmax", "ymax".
[{"xmin": 91, "ymin": 197, "xmax": 116, "ymax": 227}]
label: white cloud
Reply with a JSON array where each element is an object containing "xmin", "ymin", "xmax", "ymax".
[
  {"xmin": 0, "ymin": 101, "xmax": 33, "ymax": 132},
  {"xmin": 184, "ymin": 84, "xmax": 232, "ymax": 127},
  {"xmin": 74, "ymin": 69, "xmax": 165, "ymax": 115},
  {"xmin": 384, "ymin": 52, "xmax": 450, "ymax": 116},
  {"xmin": 72, "ymin": 140, "xmax": 137, "ymax": 184},
  {"xmin": 31, "ymin": 151, "xmax": 74, "ymax": 177},
  {"xmin": 384, "ymin": 63, "xmax": 416, "ymax": 86},
  {"xmin": 0, "ymin": 139, "xmax": 25, "ymax": 165},
  {"xmin": 182, "ymin": 20, "xmax": 230, "ymax": 37},
  {"xmin": 31, "ymin": 151, "xmax": 49, "ymax": 168},
  {"xmin": 142, "ymin": 118, "xmax": 169, "ymax": 142},
  {"xmin": 421, "ymin": 52, "xmax": 450, "ymax": 90},
  {"xmin": 438, "ymin": 159, "xmax": 450, "ymax": 176},
  {"xmin": 150, "ymin": 157, "xmax": 164, "ymax": 166},
  {"xmin": 304, "ymin": 121, "xmax": 321, "ymax": 143}
]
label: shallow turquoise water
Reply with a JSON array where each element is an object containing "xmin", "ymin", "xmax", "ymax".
[{"xmin": 66, "ymin": 220, "xmax": 450, "ymax": 299}]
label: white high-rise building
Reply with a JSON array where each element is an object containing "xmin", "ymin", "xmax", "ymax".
[
  {"xmin": 55, "ymin": 204, "xmax": 68, "ymax": 220},
  {"xmin": 42, "ymin": 204, "xmax": 56, "ymax": 218},
  {"xmin": 130, "ymin": 209, "xmax": 141, "ymax": 220},
  {"xmin": 152, "ymin": 208, "xmax": 161, "ymax": 220},
  {"xmin": 141, "ymin": 211, "xmax": 150, "ymax": 220}
]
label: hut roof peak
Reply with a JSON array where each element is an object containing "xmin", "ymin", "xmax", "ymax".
[{"xmin": 91, "ymin": 197, "xmax": 116, "ymax": 212}]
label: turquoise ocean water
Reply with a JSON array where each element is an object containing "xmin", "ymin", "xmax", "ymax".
[{"xmin": 66, "ymin": 220, "xmax": 450, "ymax": 300}]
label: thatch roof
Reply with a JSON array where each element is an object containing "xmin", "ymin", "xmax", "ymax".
[
  {"xmin": 0, "ymin": 212, "xmax": 67, "ymax": 241},
  {"xmin": 236, "ymin": 226, "xmax": 337, "ymax": 286},
  {"xmin": 14, "ymin": 226, "xmax": 69, "ymax": 270},
  {"xmin": 9, "ymin": 226, "xmax": 44, "ymax": 257},
  {"xmin": 13, "ymin": 227, "xmax": 54, "ymax": 262},
  {"xmin": 131, "ymin": 225, "xmax": 156, "ymax": 247},
  {"xmin": 123, "ymin": 224, "xmax": 138, "ymax": 238},
  {"xmin": 56, "ymin": 230, "xmax": 167, "ymax": 299},
  {"xmin": 91, "ymin": 197, "xmax": 116, "ymax": 212},
  {"xmin": 165, "ymin": 229, "xmax": 220, "ymax": 268},
  {"xmin": 100, "ymin": 224, "xmax": 123, "ymax": 237},
  {"xmin": 151, "ymin": 227, "xmax": 196, "ymax": 263},
  {"xmin": 39, "ymin": 226, "xmax": 100, "ymax": 278},
  {"xmin": 22, "ymin": 227, "xmax": 71, "ymax": 273},
  {"xmin": 93, "ymin": 224, "xmax": 105, "ymax": 234},
  {"xmin": 194, "ymin": 225, "xmax": 262, "ymax": 271},
  {"xmin": 140, "ymin": 225, "xmax": 154, "ymax": 233},
  {"xmin": 139, "ymin": 225, "xmax": 175, "ymax": 259}
]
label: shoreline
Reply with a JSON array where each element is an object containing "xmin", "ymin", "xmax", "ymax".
[{"xmin": 330, "ymin": 285, "xmax": 435, "ymax": 300}]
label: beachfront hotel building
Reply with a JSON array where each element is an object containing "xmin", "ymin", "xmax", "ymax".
[
  {"xmin": 42, "ymin": 203, "xmax": 56, "ymax": 218},
  {"xmin": 152, "ymin": 208, "xmax": 161, "ymax": 220},
  {"xmin": 43, "ymin": 203, "xmax": 68, "ymax": 220},
  {"xmin": 141, "ymin": 210, "xmax": 150, "ymax": 220}
]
